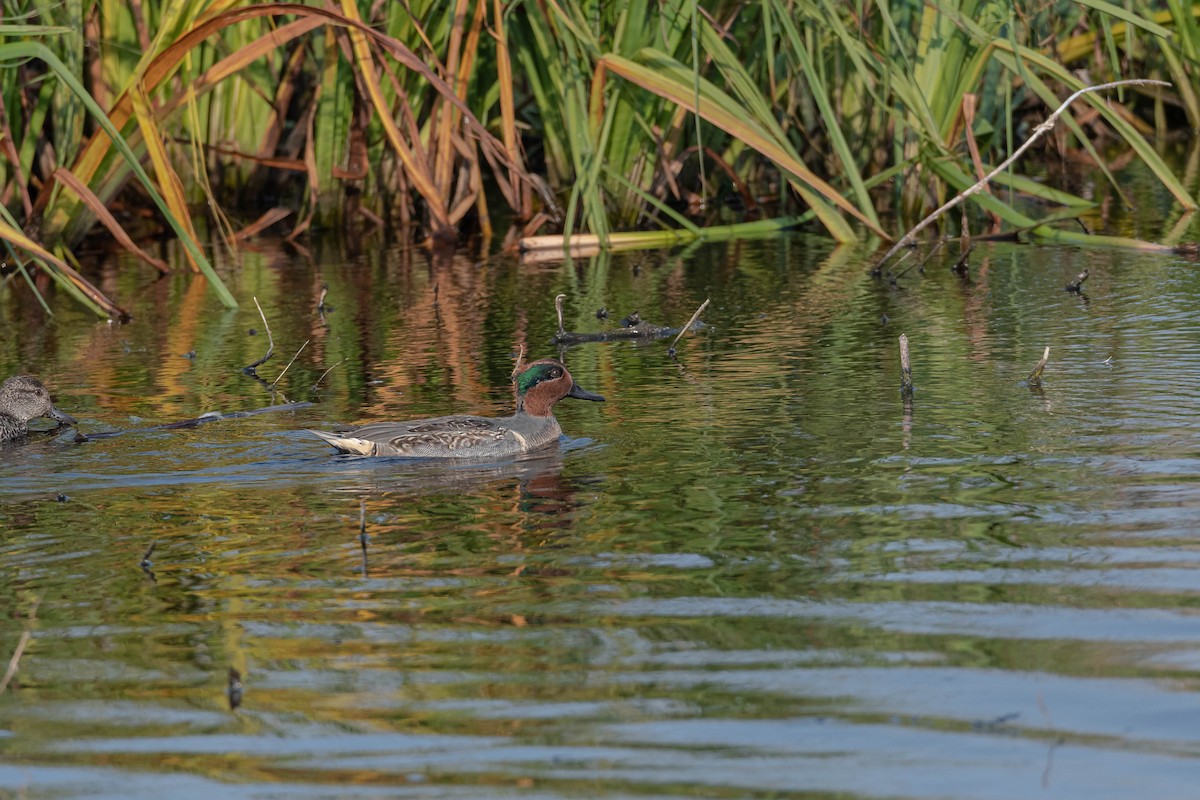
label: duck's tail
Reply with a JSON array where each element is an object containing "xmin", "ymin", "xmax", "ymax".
[{"xmin": 308, "ymin": 429, "xmax": 378, "ymax": 456}]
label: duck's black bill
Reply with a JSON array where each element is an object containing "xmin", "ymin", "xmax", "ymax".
[
  {"xmin": 49, "ymin": 406, "xmax": 77, "ymax": 426},
  {"xmin": 567, "ymin": 383, "xmax": 605, "ymax": 402}
]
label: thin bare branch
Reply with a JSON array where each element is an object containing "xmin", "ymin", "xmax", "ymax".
[
  {"xmin": 873, "ymin": 79, "xmax": 1171, "ymax": 272},
  {"xmin": 242, "ymin": 296, "xmax": 275, "ymax": 375},
  {"xmin": 668, "ymin": 298, "xmax": 710, "ymax": 355},
  {"xmin": 271, "ymin": 339, "xmax": 310, "ymax": 388}
]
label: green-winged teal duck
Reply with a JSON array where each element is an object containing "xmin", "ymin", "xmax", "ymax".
[
  {"xmin": 0, "ymin": 375, "xmax": 77, "ymax": 442},
  {"xmin": 310, "ymin": 358, "xmax": 604, "ymax": 457}
]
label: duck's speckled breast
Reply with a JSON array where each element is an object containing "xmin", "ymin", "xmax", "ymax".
[{"xmin": 0, "ymin": 412, "xmax": 27, "ymax": 442}]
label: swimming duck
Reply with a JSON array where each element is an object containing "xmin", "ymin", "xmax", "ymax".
[
  {"xmin": 0, "ymin": 375, "xmax": 78, "ymax": 442},
  {"xmin": 310, "ymin": 358, "xmax": 604, "ymax": 457}
]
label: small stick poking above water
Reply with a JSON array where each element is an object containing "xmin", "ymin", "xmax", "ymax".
[
  {"xmin": 311, "ymin": 359, "xmax": 345, "ymax": 391},
  {"xmin": 271, "ymin": 339, "xmax": 310, "ymax": 389},
  {"xmin": 668, "ymin": 298, "xmax": 711, "ymax": 357},
  {"xmin": 1065, "ymin": 270, "xmax": 1089, "ymax": 292},
  {"xmin": 510, "ymin": 344, "xmax": 526, "ymax": 380},
  {"xmin": 899, "ymin": 334, "xmax": 914, "ymax": 396},
  {"xmin": 242, "ymin": 296, "xmax": 275, "ymax": 376},
  {"xmin": 1027, "ymin": 347, "xmax": 1050, "ymax": 385},
  {"xmin": 554, "ymin": 294, "xmax": 566, "ymax": 338},
  {"xmin": 359, "ymin": 498, "xmax": 369, "ymax": 578},
  {"xmin": 0, "ymin": 597, "xmax": 38, "ymax": 695},
  {"xmin": 228, "ymin": 668, "xmax": 243, "ymax": 711}
]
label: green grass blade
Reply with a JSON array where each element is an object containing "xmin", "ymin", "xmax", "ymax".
[
  {"xmin": 600, "ymin": 50, "xmax": 881, "ymax": 242},
  {"xmin": 0, "ymin": 40, "xmax": 239, "ymax": 308}
]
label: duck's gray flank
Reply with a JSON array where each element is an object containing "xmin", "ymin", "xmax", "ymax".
[{"xmin": 0, "ymin": 375, "xmax": 77, "ymax": 442}]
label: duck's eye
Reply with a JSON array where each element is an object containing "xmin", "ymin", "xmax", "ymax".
[{"xmin": 549, "ymin": 369, "xmax": 562, "ymax": 378}]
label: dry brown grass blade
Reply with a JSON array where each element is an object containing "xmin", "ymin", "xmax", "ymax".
[
  {"xmin": 172, "ymin": 139, "xmax": 304, "ymax": 171},
  {"xmin": 257, "ymin": 39, "xmax": 308, "ymax": 165},
  {"xmin": 0, "ymin": 93, "xmax": 32, "ymax": 220},
  {"xmin": 491, "ymin": 0, "xmax": 526, "ymax": 214},
  {"xmin": 340, "ymin": 0, "xmax": 450, "ymax": 236},
  {"xmin": 71, "ymin": 3, "xmax": 380, "ymax": 187},
  {"xmin": 472, "ymin": 153, "xmax": 492, "ymax": 239},
  {"xmin": 0, "ymin": 218, "xmax": 126, "ymax": 318},
  {"xmin": 53, "ymin": 168, "xmax": 170, "ymax": 273},
  {"xmin": 234, "ymin": 207, "xmax": 293, "ymax": 242},
  {"xmin": 289, "ymin": 104, "xmax": 319, "ymax": 241},
  {"xmin": 131, "ymin": 86, "xmax": 202, "ymax": 273},
  {"xmin": 372, "ymin": 45, "xmax": 432, "ymax": 168},
  {"xmin": 70, "ymin": 3, "xmax": 541, "ymax": 229},
  {"xmin": 129, "ymin": 0, "xmax": 152, "ymax": 51},
  {"xmin": 156, "ymin": 17, "xmax": 325, "ymax": 122},
  {"xmin": 435, "ymin": 0, "xmax": 472, "ymax": 198},
  {"xmin": 435, "ymin": 0, "xmax": 484, "ymax": 201},
  {"xmin": 662, "ymin": 145, "xmax": 757, "ymax": 210},
  {"xmin": 960, "ymin": 94, "xmax": 1000, "ymax": 230}
]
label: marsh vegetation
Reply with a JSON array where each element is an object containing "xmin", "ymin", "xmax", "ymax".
[{"xmin": 0, "ymin": 1, "xmax": 1198, "ymax": 317}]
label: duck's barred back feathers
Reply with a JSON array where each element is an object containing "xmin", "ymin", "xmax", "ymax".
[{"xmin": 408, "ymin": 418, "xmax": 493, "ymax": 432}]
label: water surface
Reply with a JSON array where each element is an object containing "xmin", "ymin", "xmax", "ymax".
[{"xmin": 2, "ymin": 227, "xmax": 1200, "ymax": 798}]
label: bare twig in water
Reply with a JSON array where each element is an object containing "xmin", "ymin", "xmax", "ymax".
[
  {"xmin": 242, "ymin": 297, "xmax": 276, "ymax": 376},
  {"xmin": 317, "ymin": 284, "xmax": 328, "ymax": 312},
  {"xmin": 311, "ymin": 359, "xmax": 345, "ymax": 391},
  {"xmin": 0, "ymin": 597, "xmax": 39, "ymax": 695},
  {"xmin": 140, "ymin": 540, "xmax": 157, "ymax": 583},
  {"xmin": 271, "ymin": 339, "xmax": 309, "ymax": 389},
  {"xmin": 1066, "ymin": 270, "xmax": 1089, "ymax": 292},
  {"xmin": 359, "ymin": 499, "xmax": 369, "ymax": 577},
  {"xmin": 953, "ymin": 243, "xmax": 975, "ymax": 275},
  {"xmin": 511, "ymin": 344, "xmax": 525, "ymax": 380},
  {"xmin": 899, "ymin": 334, "xmax": 914, "ymax": 396},
  {"xmin": 872, "ymin": 79, "xmax": 1171, "ymax": 273},
  {"xmin": 554, "ymin": 294, "xmax": 566, "ymax": 338},
  {"xmin": 228, "ymin": 667, "xmax": 243, "ymax": 710},
  {"xmin": 892, "ymin": 240, "xmax": 945, "ymax": 281},
  {"xmin": 875, "ymin": 245, "xmax": 912, "ymax": 279},
  {"xmin": 1028, "ymin": 347, "xmax": 1050, "ymax": 385},
  {"xmin": 668, "ymin": 298, "xmax": 711, "ymax": 357}
]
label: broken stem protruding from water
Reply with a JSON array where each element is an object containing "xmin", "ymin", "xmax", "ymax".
[
  {"xmin": 271, "ymin": 339, "xmax": 309, "ymax": 389},
  {"xmin": 899, "ymin": 334, "xmax": 914, "ymax": 396},
  {"xmin": 242, "ymin": 297, "xmax": 276, "ymax": 376},
  {"xmin": 511, "ymin": 344, "xmax": 525, "ymax": 380},
  {"xmin": 0, "ymin": 596, "xmax": 39, "ymax": 695},
  {"xmin": 1066, "ymin": 270, "xmax": 1089, "ymax": 292},
  {"xmin": 669, "ymin": 298, "xmax": 711, "ymax": 356},
  {"xmin": 554, "ymin": 294, "xmax": 566, "ymax": 338},
  {"xmin": 359, "ymin": 498, "xmax": 369, "ymax": 578},
  {"xmin": 311, "ymin": 359, "xmax": 345, "ymax": 391},
  {"xmin": 1028, "ymin": 347, "xmax": 1050, "ymax": 385}
]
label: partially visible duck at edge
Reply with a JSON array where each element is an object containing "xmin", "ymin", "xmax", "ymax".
[
  {"xmin": 310, "ymin": 358, "xmax": 604, "ymax": 458},
  {"xmin": 0, "ymin": 375, "xmax": 78, "ymax": 442}
]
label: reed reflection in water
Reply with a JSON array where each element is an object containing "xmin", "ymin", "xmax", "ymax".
[{"xmin": 1, "ymin": 234, "xmax": 1200, "ymax": 798}]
